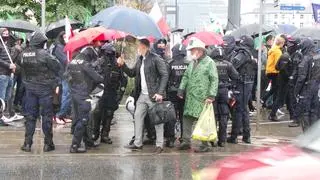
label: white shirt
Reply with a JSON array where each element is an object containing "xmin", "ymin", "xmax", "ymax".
[{"xmin": 140, "ymin": 57, "xmax": 149, "ymax": 95}]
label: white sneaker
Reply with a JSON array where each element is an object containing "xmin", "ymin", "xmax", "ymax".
[
  {"xmin": 9, "ymin": 114, "xmax": 24, "ymax": 121},
  {"xmin": 1, "ymin": 116, "xmax": 13, "ymax": 123},
  {"xmin": 277, "ymin": 109, "xmax": 285, "ymax": 116}
]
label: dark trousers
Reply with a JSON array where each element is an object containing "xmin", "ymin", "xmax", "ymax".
[
  {"xmin": 71, "ymin": 93, "xmax": 91, "ymax": 147},
  {"xmin": 287, "ymin": 80, "xmax": 298, "ymax": 121},
  {"xmin": 270, "ymin": 76, "xmax": 289, "ymax": 117},
  {"xmin": 296, "ymin": 81, "xmax": 320, "ymax": 132},
  {"xmin": 92, "ymin": 95, "xmax": 116, "ymax": 140},
  {"xmin": 214, "ymin": 87, "xmax": 229, "ymax": 143},
  {"xmin": 168, "ymin": 91, "xmax": 184, "ymax": 138},
  {"xmin": 231, "ymin": 82, "xmax": 254, "ymax": 140},
  {"xmin": 24, "ymin": 88, "xmax": 54, "ymax": 145},
  {"xmin": 262, "ymin": 74, "xmax": 279, "ymax": 105}
]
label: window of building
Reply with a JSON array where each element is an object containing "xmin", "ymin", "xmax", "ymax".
[
  {"xmin": 274, "ymin": 14, "xmax": 278, "ymax": 19},
  {"xmin": 282, "ymin": 14, "xmax": 285, "ymax": 19},
  {"xmin": 282, "ymin": 22, "xmax": 285, "ymax": 24},
  {"xmin": 274, "ymin": 21, "xmax": 278, "ymax": 25},
  {"xmin": 300, "ymin": 23, "xmax": 304, "ymax": 28},
  {"xmin": 300, "ymin": 14, "xmax": 304, "ymax": 19}
]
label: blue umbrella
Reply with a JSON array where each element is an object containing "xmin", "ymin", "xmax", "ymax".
[
  {"xmin": 90, "ymin": 6, "xmax": 163, "ymax": 39},
  {"xmin": 276, "ymin": 24, "xmax": 298, "ymax": 34}
]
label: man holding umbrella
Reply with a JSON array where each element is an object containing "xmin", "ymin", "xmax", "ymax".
[{"xmin": 117, "ymin": 38, "xmax": 169, "ymax": 154}]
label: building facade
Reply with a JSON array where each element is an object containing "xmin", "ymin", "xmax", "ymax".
[
  {"xmin": 241, "ymin": 0, "xmax": 315, "ymax": 27},
  {"xmin": 162, "ymin": 0, "xmax": 228, "ymax": 33}
]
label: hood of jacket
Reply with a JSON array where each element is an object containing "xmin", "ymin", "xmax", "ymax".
[
  {"xmin": 239, "ymin": 35, "xmax": 254, "ymax": 49},
  {"xmin": 171, "ymin": 43, "xmax": 186, "ymax": 60},
  {"xmin": 29, "ymin": 31, "xmax": 48, "ymax": 48},
  {"xmin": 300, "ymin": 38, "xmax": 315, "ymax": 55},
  {"xmin": 223, "ymin": 35, "xmax": 236, "ymax": 54}
]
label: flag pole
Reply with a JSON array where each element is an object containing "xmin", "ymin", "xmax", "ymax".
[
  {"xmin": 256, "ymin": 0, "xmax": 264, "ymax": 132},
  {"xmin": 41, "ymin": 0, "xmax": 46, "ymax": 33}
]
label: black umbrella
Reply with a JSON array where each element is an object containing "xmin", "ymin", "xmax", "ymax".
[
  {"xmin": 230, "ymin": 24, "xmax": 276, "ymax": 38},
  {"xmin": 0, "ymin": 20, "xmax": 40, "ymax": 33},
  {"xmin": 90, "ymin": 6, "xmax": 163, "ymax": 39},
  {"xmin": 292, "ymin": 27, "xmax": 320, "ymax": 40},
  {"xmin": 46, "ymin": 19, "xmax": 83, "ymax": 39}
]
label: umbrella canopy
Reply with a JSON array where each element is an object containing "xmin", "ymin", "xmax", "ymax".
[
  {"xmin": 183, "ymin": 31, "xmax": 223, "ymax": 46},
  {"xmin": 46, "ymin": 19, "xmax": 83, "ymax": 39},
  {"xmin": 0, "ymin": 20, "xmax": 40, "ymax": 33},
  {"xmin": 64, "ymin": 27, "xmax": 126, "ymax": 53},
  {"xmin": 230, "ymin": 24, "xmax": 276, "ymax": 38},
  {"xmin": 275, "ymin": 24, "xmax": 298, "ymax": 34},
  {"xmin": 291, "ymin": 27, "xmax": 320, "ymax": 40},
  {"xmin": 90, "ymin": 6, "xmax": 163, "ymax": 39}
]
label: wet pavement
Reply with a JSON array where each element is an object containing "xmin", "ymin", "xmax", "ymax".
[{"xmin": 0, "ymin": 107, "xmax": 302, "ymax": 179}]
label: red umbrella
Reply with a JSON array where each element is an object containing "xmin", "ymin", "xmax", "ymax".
[
  {"xmin": 64, "ymin": 27, "xmax": 126, "ymax": 53},
  {"xmin": 183, "ymin": 31, "xmax": 223, "ymax": 46}
]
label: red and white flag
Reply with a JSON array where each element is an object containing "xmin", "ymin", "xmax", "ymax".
[
  {"xmin": 149, "ymin": 2, "xmax": 170, "ymax": 36},
  {"xmin": 65, "ymin": 16, "xmax": 74, "ymax": 61}
]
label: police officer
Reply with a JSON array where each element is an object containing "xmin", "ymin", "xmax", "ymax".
[
  {"xmin": 67, "ymin": 44, "xmax": 103, "ymax": 153},
  {"xmin": 287, "ymin": 38, "xmax": 303, "ymax": 127},
  {"xmin": 208, "ymin": 46, "xmax": 239, "ymax": 147},
  {"xmin": 294, "ymin": 38, "xmax": 320, "ymax": 132},
  {"xmin": 18, "ymin": 31, "xmax": 61, "ymax": 152},
  {"xmin": 222, "ymin": 35, "xmax": 237, "ymax": 62},
  {"xmin": 92, "ymin": 43, "xmax": 127, "ymax": 144},
  {"xmin": 227, "ymin": 35, "xmax": 257, "ymax": 144},
  {"xmin": 167, "ymin": 43, "xmax": 189, "ymax": 146}
]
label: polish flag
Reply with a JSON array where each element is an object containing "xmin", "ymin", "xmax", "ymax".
[
  {"xmin": 65, "ymin": 16, "xmax": 74, "ymax": 61},
  {"xmin": 149, "ymin": 2, "xmax": 170, "ymax": 36}
]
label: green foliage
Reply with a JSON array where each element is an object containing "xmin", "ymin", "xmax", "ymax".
[{"xmin": 0, "ymin": 0, "xmax": 113, "ymax": 24}]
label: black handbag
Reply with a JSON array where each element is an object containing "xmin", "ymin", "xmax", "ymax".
[{"xmin": 148, "ymin": 101, "xmax": 176, "ymax": 125}]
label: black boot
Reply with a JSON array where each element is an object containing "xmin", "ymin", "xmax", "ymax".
[
  {"xmin": 100, "ymin": 128, "xmax": 112, "ymax": 144},
  {"xmin": 21, "ymin": 143, "xmax": 32, "ymax": 152},
  {"xmin": 70, "ymin": 144, "xmax": 87, "ymax": 153},
  {"xmin": 165, "ymin": 137, "xmax": 175, "ymax": 148},
  {"xmin": 43, "ymin": 143, "xmax": 55, "ymax": 152},
  {"xmin": 227, "ymin": 137, "xmax": 238, "ymax": 144}
]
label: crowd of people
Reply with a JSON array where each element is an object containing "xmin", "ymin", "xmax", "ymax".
[{"xmin": 0, "ymin": 26, "xmax": 319, "ymax": 154}]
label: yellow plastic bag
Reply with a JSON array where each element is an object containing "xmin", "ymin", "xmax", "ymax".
[{"xmin": 192, "ymin": 104, "xmax": 217, "ymax": 141}]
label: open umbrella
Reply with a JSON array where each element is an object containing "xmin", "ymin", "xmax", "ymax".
[
  {"xmin": 292, "ymin": 27, "xmax": 320, "ymax": 40},
  {"xmin": 0, "ymin": 20, "xmax": 40, "ymax": 33},
  {"xmin": 182, "ymin": 31, "xmax": 223, "ymax": 46},
  {"xmin": 64, "ymin": 27, "xmax": 126, "ymax": 53},
  {"xmin": 230, "ymin": 24, "xmax": 276, "ymax": 38},
  {"xmin": 90, "ymin": 6, "xmax": 163, "ymax": 39},
  {"xmin": 275, "ymin": 24, "xmax": 298, "ymax": 34},
  {"xmin": 46, "ymin": 19, "xmax": 83, "ymax": 39}
]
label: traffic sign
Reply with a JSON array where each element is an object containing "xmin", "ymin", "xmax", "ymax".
[{"xmin": 280, "ymin": 5, "xmax": 305, "ymax": 11}]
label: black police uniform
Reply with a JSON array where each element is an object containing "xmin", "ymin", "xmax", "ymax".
[
  {"xmin": 228, "ymin": 35, "xmax": 257, "ymax": 144},
  {"xmin": 67, "ymin": 46, "xmax": 103, "ymax": 153},
  {"xmin": 288, "ymin": 49, "xmax": 304, "ymax": 126},
  {"xmin": 92, "ymin": 43, "xmax": 127, "ymax": 144},
  {"xmin": 167, "ymin": 44, "xmax": 189, "ymax": 144},
  {"xmin": 18, "ymin": 32, "xmax": 62, "ymax": 152},
  {"xmin": 208, "ymin": 46, "xmax": 239, "ymax": 147},
  {"xmin": 294, "ymin": 39, "xmax": 320, "ymax": 132}
]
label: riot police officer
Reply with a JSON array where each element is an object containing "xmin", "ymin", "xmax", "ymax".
[
  {"xmin": 208, "ymin": 46, "xmax": 239, "ymax": 147},
  {"xmin": 287, "ymin": 38, "xmax": 303, "ymax": 127},
  {"xmin": 227, "ymin": 35, "xmax": 257, "ymax": 144},
  {"xmin": 167, "ymin": 43, "xmax": 189, "ymax": 145},
  {"xmin": 67, "ymin": 44, "xmax": 103, "ymax": 153},
  {"xmin": 92, "ymin": 43, "xmax": 127, "ymax": 144},
  {"xmin": 294, "ymin": 38, "xmax": 320, "ymax": 132},
  {"xmin": 18, "ymin": 31, "xmax": 61, "ymax": 152}
]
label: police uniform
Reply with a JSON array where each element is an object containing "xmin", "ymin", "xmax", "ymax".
[
  {"xmin": 227, "ymin": 35, "xmax": 257, "ymax": 144},
  {"xmin": 67, "ymin": 46, "xmax": 103, "ymax": 153},
  {"xmin": 92, "ymin": 43, "xmax": 127, "ymax": 144},
  {"xmin": 167, "ymin": 44, "xmax": 188, "ymax": 145},
  {"xmin": 19, "ymin": 32, "xmax": 61, "ymax": 152},
  {"xmin": 294, "ymin": 39, "xmax": 320, "ymax": 132},
  {"xmin": 208, "ymin": 46, "xmax": 239, "ymax": 147}
]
